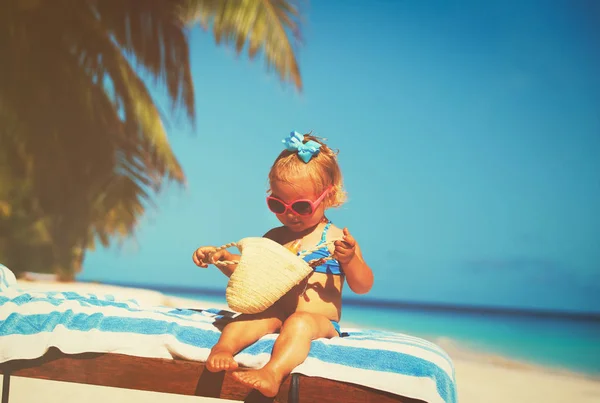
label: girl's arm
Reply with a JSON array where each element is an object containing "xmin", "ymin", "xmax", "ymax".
[
  {"xmin": 341, "ymin": 243, "xmax": 374, "ymax": 294},
  {"xmin": 333, "ymin": 227, "xmax": 374, "ymax": 294}
]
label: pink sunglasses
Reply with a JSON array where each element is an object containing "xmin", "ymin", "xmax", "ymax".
[{"xmin": 266, "ymin": 187, "xmax": 331, "ymax": 216}]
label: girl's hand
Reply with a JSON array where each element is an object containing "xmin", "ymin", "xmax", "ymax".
[
  {"xmin": 192, "ymin": 246, "xmax": 217, "ymax": 268},
  {"xmin": 193, "ymin": 247, "xmax": 233, "ymax": 268},
  {"xmin": 333, "ymin": 228, "xmax": 357, "ymax": 265}
]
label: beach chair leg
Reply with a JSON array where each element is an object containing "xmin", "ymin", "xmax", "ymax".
[
  {"xmin": 288, "ymin": 373, "xmax": 299, "ymax": 403},
  {"xmin": 245, "ymin": 389, "xmax": 275, "ymax": 402},
  {"xmin": 1, "ymin": 373, "xmax": 9, "ymax": 403},
  {"xmin": 194, "ymin": 368, "xmax": 225, "ymax": 398}
]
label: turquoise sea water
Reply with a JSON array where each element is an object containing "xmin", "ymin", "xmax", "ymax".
[
  {"xmin": 341, "ymin": 304, "xmax": 600, "ymax": 376},
  {"xmin": 167, "ymin": 290, "xmax": 600, "ymax": 376}
]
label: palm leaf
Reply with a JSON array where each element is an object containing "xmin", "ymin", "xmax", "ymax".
[
  {"xmin": 181, "ymin": 0, "xmax": 304, "ymax": 90},
  {"xmin": 0, "ymin": 0, "xmax": 306, "ymax": 279},
  {"xmin": 93, "ymin": 0, "xmax": 195, "ymax": 122}
]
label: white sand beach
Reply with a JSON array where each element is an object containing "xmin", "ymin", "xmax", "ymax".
[{"xmin": 4, "ymin": 279, "xmax": 600, "ymax": 403}]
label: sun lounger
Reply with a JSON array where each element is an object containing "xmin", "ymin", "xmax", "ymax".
[{"xmin": 0, "ymin": 265, "xmax": 456, "ymax": 403}]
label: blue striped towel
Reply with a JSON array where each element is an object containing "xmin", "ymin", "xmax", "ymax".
[{"xmin": 0, "ymin": 264, "xmax": 456, "ymax": 403}]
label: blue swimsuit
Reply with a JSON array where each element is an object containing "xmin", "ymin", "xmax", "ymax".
[
  {"xmin": 298, "ymin": 221, "xmax": 344, "ymax": 276},
  {"xmin": 298, "ymin": 222, "xmax": 345, "ymax": 336}
]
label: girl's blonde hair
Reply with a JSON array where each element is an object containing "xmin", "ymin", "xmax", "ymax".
[{"xmin": 268, "ymin": 132, "xmax": 347, "ymax": 208}]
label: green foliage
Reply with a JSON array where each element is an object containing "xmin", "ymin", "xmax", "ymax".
[{"xmin": 0, "ymin": 0, "xmax": 303, "ymax": 280}]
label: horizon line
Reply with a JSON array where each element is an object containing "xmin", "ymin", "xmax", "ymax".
[{"xmin": 87, "ymin": 280, "xmax": 600, "ymax": 322}]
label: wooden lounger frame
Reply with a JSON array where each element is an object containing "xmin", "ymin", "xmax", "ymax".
[{"xmin": 0, "ymin": 348, "xmax": 423, "ymax": 403}]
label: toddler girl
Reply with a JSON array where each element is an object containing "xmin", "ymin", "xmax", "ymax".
[{"xmin": 192, "ymin": 131, "xmax": 374, "ymax": 397}]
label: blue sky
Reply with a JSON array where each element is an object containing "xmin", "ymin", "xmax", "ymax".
[{"xmin": 81, "ymin": 1, "xmax": 600, "ymax": 313}]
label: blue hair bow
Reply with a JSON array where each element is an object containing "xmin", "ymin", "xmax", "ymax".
[{"xmin": 282, "ymin": 131, "xmax": 321, "ymax": 163}]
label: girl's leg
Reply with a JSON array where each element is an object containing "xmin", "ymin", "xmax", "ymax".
[
  {"xmin": 207, "ymin": 306, "xmax": 285, "ymax": 372},
  {"xmin": 232, "ymin": 311, "xmax": 338, "ymax": 397}
]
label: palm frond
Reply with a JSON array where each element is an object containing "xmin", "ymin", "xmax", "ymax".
[
  {"xmin": 93, "ymin": 0, "xmax": 195, "ymax": 122},
  {"xmin": 181, "ymin": 0, "xmax": 303, "ymax": 90},
  {"xmin": 0, "ymin": 0, "xmax": 306, "ymax": 279}
]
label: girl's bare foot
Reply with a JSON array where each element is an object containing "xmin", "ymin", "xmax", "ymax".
[
  {"xmin": 232, "ymin": 368, "xmax": 282, "ymax": 397},
  {"xmin": 206, "ymin": 348, "xmax": 238, "ymax": 372}
]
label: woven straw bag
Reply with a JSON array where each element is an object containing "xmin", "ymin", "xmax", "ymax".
[{"xmin": 211, "ymin": 237, "xmax": 314, "ymax": 314}]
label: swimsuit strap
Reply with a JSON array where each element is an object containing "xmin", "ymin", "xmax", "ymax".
[
  {"xmin": 317, "ymin": 221, "xmax": 332, "ymax": 246},
  {"xmin": 297, "ymin": 221, "xmax": 333, "ymax": 255}
]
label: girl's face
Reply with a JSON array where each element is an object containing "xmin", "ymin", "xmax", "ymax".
[{"xmin": 268, "ymin": 178, "xmax": 328, "ymax": 233}]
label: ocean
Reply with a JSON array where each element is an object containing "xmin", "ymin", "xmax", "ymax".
[{"xmin": 164, "ymin": 289, "xmax": 600, "ymax": 377}]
